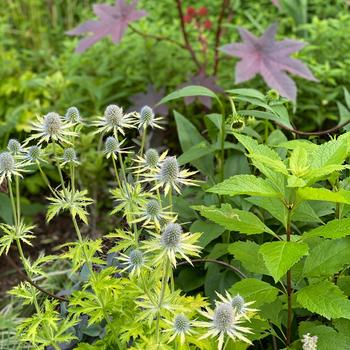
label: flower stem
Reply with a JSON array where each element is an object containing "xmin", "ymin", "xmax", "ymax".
[
  {"xmin": 219, "ymin": 101, "xmax": 226, "ymax": 183},
  {"xmin": 52, "ymin": 140, "xmax": 67, "ymax": 196},
  {"xmin": 37, "ymin": 162, "xmax": 56, "ymax": 196},
  {"xmin": 286, "ymin": 207, "xmax": 293, "ymax": 346}
]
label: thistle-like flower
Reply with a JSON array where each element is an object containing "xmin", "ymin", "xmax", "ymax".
[
  {"xmin": 302, "ymin": 333, "xmax": 318, "ymax": 350},
  {"xmin": 25, "ymin": 145, "xmax": 45, "ymax": 164},
  {"xmin": 138, "ymin": 105, "xmax": 164, "ymax": 129},
  {"xmin": 132, "ymin": 148, "xmax": 167, "ymax": 175},
  {"xmin": 217, "ymin": 291, "xmax": 258, "ymax": 321},
  {"xmin": 133, "ymin": 199, "xmax": 175, "ymax": 230},
  {"xmin": 65, "ymin": 106, "xmax": 81, "ymax": 123},
  {"xmin": 62, "ymin": 148, "xmax": 80, "ymax": 166},
  {"xmin": 0, "ymin": 152, "xmax": 27, "ymax": 184},
  {"xmin": 143, "ymin": 222, "xmax": 201, "ymax": 267},
  {"xmin": 197, "ymin": 300, "xmax": 253, "ymax": 350},
  {"xmin": 119, "ymin": 249, "xmax": 147, "ymax": 276},
  {"xmin": 92, "ymin": 104, "xmax": 137, "ymax": 136},
  {"xmin": 164, "ymin": 314, "xmax": 195, "ymax": 344},
  {"xmin": 104, "ymin": 136, "xmax": 132, "ymax": 159},
  {"xmin": 27, "ymin": 112, "xmax": 76, "ymax": 144},
  {"xmin": 7, "ymin": 139, "xmax": 22, "ymax": 155},
  {"xmin": 144, "ymin": 156, "xmax": 199, "ymax": 195}
]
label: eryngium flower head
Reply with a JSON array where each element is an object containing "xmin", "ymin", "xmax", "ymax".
[
  {"xmin": 216, "ymin": 291, "xmax": 258, "ymax": 321},
  {"xmin": 302, "ymin": 333, "xmax": 318, "ymax": 350},
  {"xmin": 143, "ymin": 222, "xmax": 201, "ymax": 267},
  {"xmin": 62, "ymin": 148, "xmax": 79, "ymax": 165},
  {"xmin": 145, "ymin": 148, "xmax": 159, "ymax": 168},
  {"xmin": 164, "ymin": 314, "xmax": 195, "ymax": 344},
  {"xmin": 149, "ymin": 156, "xmax": 199, "ymax": 195},
  {"xmin": 26, "ymin": 146, "xmax": 41, "ymax": 162},
  {"xmin": 138, "ymin": 105, "xmax": 164, "ymax": 129},
  {"xmin": 104, "ymin": 136, "xmax": 131, "ymax": 159},
  {"xmin": 7, "ymin": 139, "xmax": 21, "ymax": 154},
  {"xmin": 119, "ymin": 249, "xmax": 147, "ymax": 276},
  {"xmin": 65, "ymin": 106, "xmax": 81, "ymax": 123},
  {"xmin": 0, "ymin": 152, "xmax": 27, "ymax": 184},
  {"xmin": 131, "ymin": 149, "xmax": 167, "ymax": 176},
  {"xmin": 27, "ymin": 112, "xmax": 76, "ymax": 144},
  {"xmin": 197, "ymin": 299, "xmax": 253, "ymax": 350},
  {"xmin": 146, "ymin": 199, "xmax": 161, "ymax": 218},
  {"xmin": 92, "ymin": 104, "xmax": 137, "ymax": 136}
]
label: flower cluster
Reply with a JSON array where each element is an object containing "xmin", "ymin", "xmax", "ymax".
[{"xmin": 184, "ymin": 6, "xmax": 212, "ymax": 30}]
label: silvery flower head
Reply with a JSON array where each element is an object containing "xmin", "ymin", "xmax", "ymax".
[
  {"xmin": 164, "ymin": 314, "xmax": 195, "ymax": 345},
  {"xmin": 26, "ymin": 145, "xmax": 41, "ymax": 163},
  {"xmin": 27, "ymin": 111, "xmax": 76, "ymax": 144},
  {"xmin": 7, "ymin": 139, "xmax": 22, "ymax": 155},
  {"xmin": 119, "ymin": 249, "xmax": 147, "ymax": 276},
  {"xmin": 65, "ymin": 106, "xmax": 81, "ymax": 123},
  {"xmin": 161, "ymin": 222, "xmax": 182, "ymax": 249},
  {"xmin": 0, "ymin": 151, "xmax": 27, "ymax": 184},
  {"xmin": 145, "ymin": 148, "xmax": 159, "ymax": 168},
  {"xmin": 92, "ymin": 104, "xmax": 137, "ymax": 136},
  {"xmin": 132, "ymin": 148, "xmax": 167, "ymax": 176},
  {"xmin": 138, "ymin": 105, "xmax": 164, "ymax": 129},
  {"xmin": 62, "ymin": 147, "xmax": 79, "ymax": 165},
  {"xmin": 302, "ymin": 333, "xmax": 318, "ymax": 350},
  {"xmin": 104, "ymin": 136, "xmax": 131, "ymax": 159}
]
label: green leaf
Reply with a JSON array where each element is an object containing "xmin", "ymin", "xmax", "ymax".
[
  {"xmin": 226, "ymin": 88, "xmax": 265, "ymax": 100},
  {"xmin": 174, "ymin": 110, "xmax": 213, "ymax": 176},
  {"xmin": 229, "ymin": 278, "xmax": 279, "ymax": 307},
  {"xmin": 303, "ymin": 238, "xmax": 350, "ymax": 277},
  {"xmin": 158, "ymin": 85, "xmax": 219, "ymax": 105},
  {"xmin": 190, "ymin": 220, "xmax": 225, "ymax": 248},
  {"xmin": 228, "ymin": 241, "xmax": 268, "ymax": 275},
  {"xmin": 192, "ymin": 204, "xmax": 275, "ymax": 236},
  {"xmin": 297, "ymin": 187, "xmax": 350, "ymax": 204},
  {"xmin": 177, "ymin": 141, "xmax": 212, "ymax": 165},
  {"xmin": 0, "ymin": 193, "xmax": 13, "ymax": 224},
  {"xmin": 303, "ymin": 218, "xmax": 350, "ymax": 239},
  {"xmin": 208, "ymin": 175, "xmax": 280, "ymax": 197},
  {"xmin": 259, "ymin": 241, "xmax": 309, "ymax": 282},
  {"xmin": 297, "ymin": 281, "xmax": 350, "ymax": 319}
]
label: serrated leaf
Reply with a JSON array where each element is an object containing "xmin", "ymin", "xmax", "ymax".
[
  {"xmin": 297, "ymin": 187, "xmax": 350, "ymax": 204},
  {"xmin": 208, "ymin": 175, "xmax": 280, "ymax": 197},
  {"xmin": 190, "ymin": 220, "xmax": 225, "ymax": 248},
  {"xmin": 297, "ymin": 281, "xmax": 350, "ymax": 319},
  {"xmin": 303, "ymin": 238, "xmax": 350, "ymax": 277},
  {"xmin": 259, "ymin": 241, "xmax": 309, "ymax": 282},
  {"xmin": 229, "ymin": 278, "xmax": 279, "ymax": 307},
  {"xmin": 303, "ymin": 218, "xmax": 350, "ymax": 239},
  {"xmin": 228, "ymin": 241, "xmax": 268, "ymax": 274},
  {"xmin": 192, "ymin": 204, "xmax": 275, "ymax": 236}
]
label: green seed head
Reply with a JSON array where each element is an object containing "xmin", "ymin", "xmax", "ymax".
[
  {"xmin": 161, "ymin": 223, "xmax": 182, "ymax": 249},
  {"xmin": 140, "ymin": 105, "xmax": 154, "ymax": 126},
  {"xmin": 160, "ymin": 157, "xmax": 179, "ymax": 184},
  {"xmin": 129, "ymin": 249, "xmax": 144, "ymax": 268},
  {"xmin": 213, "ymin": 303, "xmax": 234, "ymax": 332},
  {"xmin": 63, "ymin": 148, "xmax": 77, "ymax": 163},
  {"xmin": 27, "ymin": 146, "xmax": 40, "ymax": 161},
  {"xmin": 104, "ymin": 104, "xmax": 123, "ymax": 127},
  {"xmin": 145, "ymin": 199, "xmax": 161, "ymax": 218},
  {"xmin": 145, "ymin": 148, "xmax": 159, "ymax": 167},
  {"xmin": 105, "ymin": 136, "xmax": 119, "ymax": 154},
  {"xmin": 0, "ymin": 152, "xmax": 15, "ymax": 173},
  {"xmin": 44, "ymin": 112, "xmax": 62, "ymax": 136},
  {"xmin": 7, "ymin": 139, "xmax": 21, "ymax": 154},
  {"xmin": 231, "ymin": 295, "xmax": 245, "ymax": 314},
  {"xmin": 267, "ymin": 89, "xmax": 279, "ymax": 100},
  {"xmin": 174, "ymin": 314, "xmax": 190, "ymax": 333},
  {"xmin": 65, "ymin": 106, "xmax": 81, "ymax": 123},
  {"xmin": 230, "ymin": 115, "xmax": 245, "ymax": 131}
]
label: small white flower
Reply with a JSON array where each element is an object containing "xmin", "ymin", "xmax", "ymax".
[
  {"xmin": 164, "ymin": 314, "xmax": 195, "ymax": 344},
  {"xmin": 302, "ymin": 333, "xmax": 318, "ymax": 350}
]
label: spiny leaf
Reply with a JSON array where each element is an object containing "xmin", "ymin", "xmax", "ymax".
[{"xmin": 259, "ymin": 241, "xmax": 309, "ymax": 282}]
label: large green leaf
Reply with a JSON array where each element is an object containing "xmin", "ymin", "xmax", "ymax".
[
  {"xmin": 303, "ymin": 238, "xmax": 350, "ymax": 278},
  {"xmin": 190, "ymin": 220, "xmax": 225, "ymax": 248},
  {"xmin": 0, "ymin": 193, "xmax": 13, "ymax": 224},
  {"xmin": 297, "ymin": 187, "xmax": 350, "ymax": 204},
  {"xmin": 208, "ymin": 175, "xmax": 280, "ymax": 197},
  {"xmin": 259, "ymin": 241, "xmax": 309, "ymax": 282},
  {"xmin": 297, "ymin": 281, "xmax": 350, "ymax": 319},
  {"xmin": 228, "ymin": 241, "xmax": 268, "ymax": 275},
  {"xmin": 174, "ymin": 110, "xmax": 213, "ymax": 176},
  {"xmin": 192, "ymin": 204, "xmax": 275, "ymax": 236},
  {"xmin": 158, "ymin": 85, "xmax": 219, "ymax": 105},
  {"xmin": 229, "ymin": 278, "xmax": 279, "ymax": 307},
  {"xmin": 303, "ymin": 218, "xmax": 350, "ymax": 239}
]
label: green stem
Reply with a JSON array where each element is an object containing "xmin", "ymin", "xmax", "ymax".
[
  {"xmin": 136, "ymin": 128, "xmax": 147, "ymax": 183},
  {"xmin": 286, "ymin": 207, "xmax": 293, "ymax": 346},
  {"xmin": 219, "ymin": 101, "xmax": 226, "ymax": 183},
  {"xmin": 70, "ymin": 163, "xmax": 75, "ymax": 193},
  {"xmin": 37, "ymin": 162, "xmax": 56, "ymax": 196},
  {"xmin": 8, "ymin": 179, "xmax": 17, "ymax": 226},
  {"xmin": 112, "ymin": 156, "xmax": 122, "ymax": 190},
  {"xmin": 52, "ymin": 140, "xmax": 67, "ymax": 196},
  {"xmin": 15, "ymin": 176, "xmax": 21, "ymax": 221}
]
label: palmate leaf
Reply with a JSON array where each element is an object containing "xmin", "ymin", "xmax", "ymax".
[
  {"xmin": 303, "ymin": 238, "xmax": 350, "ymax": 278},
  {"xmin": 208, "ymin": 175, "xmax": 280, "ymax": 197},
  {"xmin": 259, "ymin": 241, "xmax": 309, "ymax": 282},
  {"xmin": 297, "ymin": 281, "xmax": 350, "ymax": 320},
  {"xmin": 67, "ymin": 0, "xmax": 147, "ymax": 52},
  {"xmin": 192, "ymin": 204, "xmax": 276, "ymax": 236},
  {"xmin": 220, "ymin": 23, "xmax": 317, "ymax": 101}
]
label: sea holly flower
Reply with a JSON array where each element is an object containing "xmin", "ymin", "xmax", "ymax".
[
  {"xmin": 61, "ymin": 148, "xmax": 80, "ymax": 166},
  {"xmin": 132, "ymin": 148, "xmax": 168, "ymax": 175},
  {"xmin": 67, "ymin": 0, "xmax": 147, "ymax": 53},
  {"xmin": 302, "ymin": 333, "xmax": 318, "ymax": 350},
  {"xmin": 92, "ymin": 104, "xmax": 137, "ymax": 136},
  {"xmin": 0, "ymin": 152, "xmax": 28, "ymax": 184},
  {"xmin": 147, "ymin": 156, "xmax": 199, "ymax": 195},
  {"xmin": 118, "ymin": 249, "xmax": 148, "ymax": 276},
  {"xmin": 27, "ymin": 112, "xmax": 77, "ymax": 145},
  {"xmin": 143, "ymin": 222, "xmax": 201, "ymax": 267},
  {"xmin": 65, "ymin": 106, "xmax": 81, "ymax": 124},
  {"xmin": 104, "ymin": 136, "xmax": 132, "ymax": 159},
  {"xmin": 220, "ymin": 23, "xmax": 317, "ymax": 101},
  {"xmin": 164, "ymin": 314, "xmax": 195, "ymax": 345},
  {"xmin": 7, "ymin": 139, "xmax": 22, "ymax": 155},
  {"xmin": 138, "ymin": 106, "xmax": 164, "ymax": 130},
  {"xmin": 197, "ymin": 301, "xmax": 253, "ymax": 350}
]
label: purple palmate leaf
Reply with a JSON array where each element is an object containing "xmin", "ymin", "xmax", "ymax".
[
  {"xmin": 178, "ymin": 73, "xmax": 223, "ymax": 108},
  {"xmin": 220, "ymin": 23, "xmax": 317, "ymax": 101},
  {"xmin": 67, "ymin": 0, "xmax": 147, "ymax": 53},
  {"xmin": 129, "ymin": 84, "xmax": 169, "ymax": 115}
]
